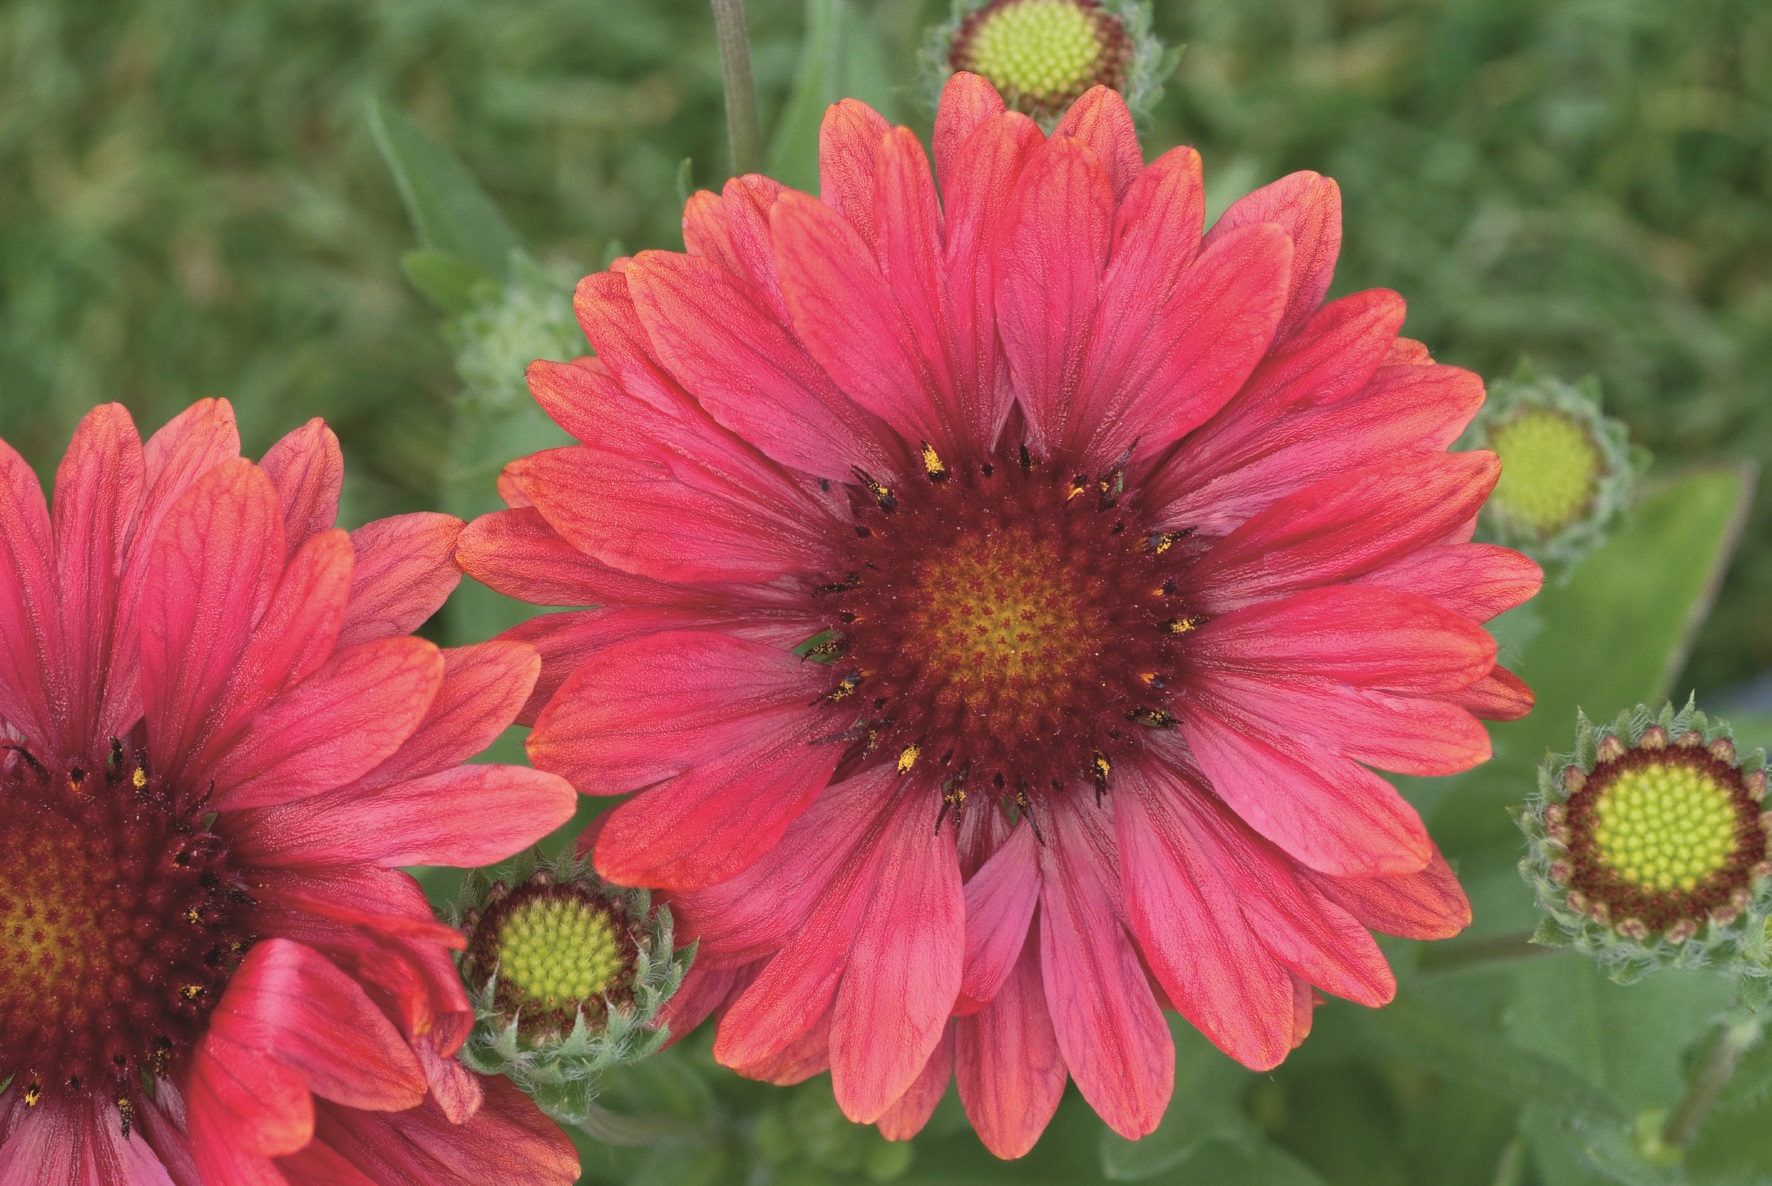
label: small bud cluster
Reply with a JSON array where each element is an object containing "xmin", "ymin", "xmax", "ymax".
[
  {"xmin": 1459, "ymin": 367, "xmax": 1642, "ymax": 574},
  {"xmin": 1520, "ymin": 700, "xmax": 1771, "ymax": 994},
  {"xmin": 450, "ymin": 849, "xmax": 692, "ymax": 1126},
  {"xmin": 451, "ymin": 252, "xmax": 585, "ymax": 413}
]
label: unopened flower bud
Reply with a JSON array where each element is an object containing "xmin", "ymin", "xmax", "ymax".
[
  {"xmin": 924, "ymin": 0, "xmax": 1178, "ymax": 127},
  {"xmin": 449, "ymin": 850, "xmax": 691, "ymax": 1125},
  {"xmin": 1519, "ymin": 700, "xmax": 1772, "ymax": 983},
  {"xmin": 1460, "ymin": 369, "xmax": 1641, "ymax": 574}
]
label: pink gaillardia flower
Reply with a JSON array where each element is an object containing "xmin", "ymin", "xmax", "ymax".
[
  {"xmin": 0, "ymin": 401, "xmax": 581, "ymax": 1183},
  {"xmin": 456, "ymin": 74, "xmax": 1542, "ymax": 1156}
]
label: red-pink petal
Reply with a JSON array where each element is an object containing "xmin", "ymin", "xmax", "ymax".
[
  {"xmin": 829, "ymin": 791, "xmax": 964, "ymax": 1123},
  {"xmin": 713, "ymin": 768, "xmax": 899, "ymax": 1070},
  {"xmin": 1051, "ymin": 86, "xmax": 1141, "ymax": 198},
  {"xmin": 140, "ymin": 458, "xmax": 284, "ymax": 788},
  {"xmin": 300, "ymin": 1075, "xmax": 579, "ymax": 1186},
  {"xmin": 1192, "ymin": 585, "xmax": 1498, "ymax": 693},
  {"xmin": 1309, "ymin": 851, "xmax": 1472, "ymax": 940},
  {"xmin": 773, "ymin": 182, "xmax": 949, "ymax": 454},
  {"xmin": 819, "ymin": 99, "xmax": 891, "ymax": 243},
  {"xmin": 1114, "ymin": 759, "xmax": 1295, "ymax": 1069},
  {"xmin": 1073, "ymin": 221, "xmax": 1291, "ymax": 467},
  {"xmin": 875, "ymin": 1023, "xmax": 954, "ymax": 1141},
  {"xmin": 998, "ymin": 136, "xmax": 1113, "ymax": 459},
  {"xmin": 260, "ymin": 418, "xmax": 344, "ymax": 561},
  {"xmin": 1205, "ymin": 171, "xmax": 1341, "ymax": 338},
  {"xmin": 521, "ymin": 444, "xmax": 833, "ymax": 584},
  {"xmin": 1179, "ymin": 788, "xmax": 1396, "ymax": 1007},
  {"xmin": 1208, "ymin": 673, "xmax": 1492, "ymax": 775},
  {"xmin": 933, "ymin": 72, "xmax": 1008, "ymax": 193},
  {"xmin": 1175, "ymin": 702, "xmax": 1434, "ymax": 877},
  {"xmin": 676, "ymin": 772, "xmax": 886, "ymax": 968},
  {"xmin": 537, "ymin": 631, "xmax": 839, "ymax": 889},
  {"xmin": 940, "ymin": 111, "xmax": 1043, "ymax": 453},
  {"xmin": 1039, "ymin": 797, "xmax": 1171, "ymax": 1139},
  {"xmin": 625, "ymin": 250, "xmax": 904, "ymax": 481},
  {"xmin": 209, "ymin": 939, "xmax": 425, "ymax": 1111},
  {"xmin": 0, "ymin": 433, "xmax": 63, "ymax": 758},
  {"xmin": 190, "ymin": 528, "xmax": 355, "ymax": 776},
  {"xmin": 357, "ymin": 640, "xmax": 543, "ymax": 790},
  {"xmin": 956, "ymin": 926, "xmax": 1066, "ymax": 1159},
  {"xmin": 1353, "ymin": 543, "xmax": 1544, "ymax": 623},
  {"xmin": 1450, "ymin": 664, "xmax": 1535, "ymax": 721},
  {"xmin": 234, "ymin": 764, "xmax": 574, "ymax": 868},
  {"xmin": 203, "ymin": 637, "xmax": 444, "ymax": 811},
  {"xmin": 48, "ymin": 404, "xmax": 144, "ymax": 756},
  {"xmin": 958, "ymin": 819, "xmax": 1040, "ymax": 1009},
  {"xmin": 336, "ymin": 512, "xmax": 464, "ymax": 649},
  {"xmin": 1186, "ymin": 452, "xmax": 1501, "ymax": 612}
]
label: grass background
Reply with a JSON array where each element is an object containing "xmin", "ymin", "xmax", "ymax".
[{"xmin": 3, "ymin": 0, "xmax": 1767, "ymax": 689}]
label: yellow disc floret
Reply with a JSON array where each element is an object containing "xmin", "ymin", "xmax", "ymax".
[
  {"xmin": 1487, "ymin": 408, "xmax": 1602, "ymax": 537},
  {"xmin": 1592, "ymin": 759, "xmax": 1742, "ymax": 892},
  {"xmin": 496, "ymin": 894, "xmax": 629, "ymax": 1009}
]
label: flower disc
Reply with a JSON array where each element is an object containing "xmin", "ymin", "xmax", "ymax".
[
  {"xmin": 1563, "ymin": 742, "xmax": 1769, "ymax": 933},
  {"xmin": 0, "ymin": 744, "xmax": 252, "ymax": 1114},
  {"xmin": 820, "ymin": 452, "xmax": 1195, "ymax": 818}
]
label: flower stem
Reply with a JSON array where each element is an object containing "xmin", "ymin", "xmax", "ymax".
[
  {"xmin": 1662, "ymin": 1011, "xmax": 1763, "ymax": 1150},
  {"xmin": 710, "ymin": 0, "xmax": 762, "ymax": 177},
  {"xmin": 574, "ymin": 1099, "xmax": 708, "ymax": 1148},
  {"xmin": 1417, "ymin": 931, "xmax": 1555, "ymax": 974}
]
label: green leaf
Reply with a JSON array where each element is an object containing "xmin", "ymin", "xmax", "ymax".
[
  {"xmin": 1504, "ymin": 955, "xmax": 1734, "ymax": 1114},
  {"xmin": 1359, "ymin": 987, "xmax": 1623, "ymax": 1130},
  {"xmin": 400, "ymin": 249, "xmax": 495, "ymax": 316},
  {"xmin": 1161, "ymin": 1139, "xmax": 1328, "ymax": 1186},
  {"xmin": 765, "ymin": 0, "xmax": 898, "ymax": 194},
  {"xmin": 367, "ymin": 97, "xmax": 523, "ymax": 280}
]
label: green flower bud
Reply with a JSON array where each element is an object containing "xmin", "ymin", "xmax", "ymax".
[
  {"xmin": 1520, "ymin": 700, "xmax": 1771, "ymax": 986},
  {"xmin": 1461, "ymin": 367, "xmax": 1642, "ymax": 573},
  {"xmin": 450, "ymin": 850, "xmax": 692, "ymax": 1126},
  {"xmin": 923, "ymin": 0, "xmax": 1180, "ymax": 127}
]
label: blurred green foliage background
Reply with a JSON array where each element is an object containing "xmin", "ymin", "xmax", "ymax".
[
  {"xmin": 6, "ymin": 2, "xmax": 1772, "ymax": 1184},
  {"xmin": 3, "ymin": 0, "xmax": 1768, "ymax": 687}
]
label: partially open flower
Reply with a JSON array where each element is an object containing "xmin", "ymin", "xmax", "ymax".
[
  {"xmin": 926, "ymin": 0, "xmax": 1175, "ymax": 126},
  {"xmin": 453, "ymin": 850, "xmax": 690, "ymax": 1126},
  {"xmin": 1460, "ymin": 369, "xmax": 1638, "ymax": 572},
  {"xmin": 1521, "ymin": 700, "xmax": 1772, "ymax": 983}
]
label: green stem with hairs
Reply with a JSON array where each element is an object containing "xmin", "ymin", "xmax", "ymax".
[
  {"xmin": 1662, "ymin": 1009, "xmax": 1763, "ymax": 1150},
  {"xmin": 1418, "ymin": 931, "xmax": 1556, "ymax": 974},
  {"xmin": 710, "ymin": 0, "xmax": 762, "ymax": 176}
]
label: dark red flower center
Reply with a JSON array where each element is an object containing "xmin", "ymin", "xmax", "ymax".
[
  {"xmin": 814, "ymin": 449, "xmax": 1198, "ymax": 826},
  {"xmin": 0, "ymin": 742, "xmax": 254, "ymax": 1123}
]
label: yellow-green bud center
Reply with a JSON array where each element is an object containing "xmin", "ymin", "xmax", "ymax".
[
  {"xmin": 461, "ymin": 880, "xmax": 638, "ymax": 1039},
  {"xmin": 1487, "ymin": 408, "xmax": 1601, "ymax": 537},
  {"xmin": 950, "ymin": 0, "xmax": 1131, "ymax": 119},
  {"xmin": 496, "ymin": 895, "xmax": 629, "ymax": 1008},
  {"xmin": 1592, "ymin": 761, "xmax": 1740, "ymax": 891}
]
